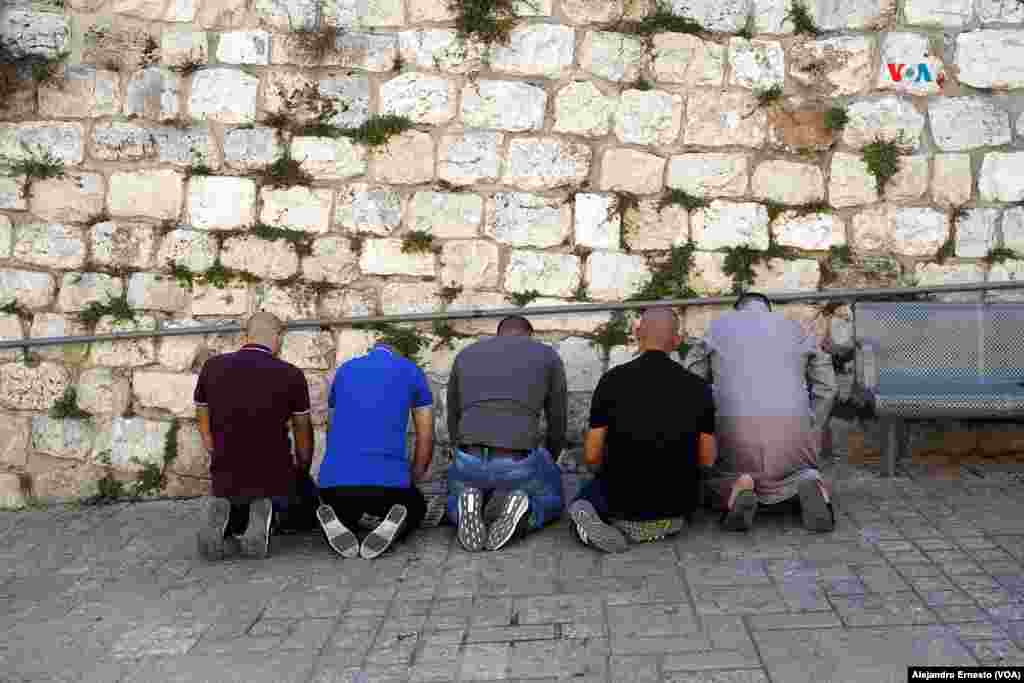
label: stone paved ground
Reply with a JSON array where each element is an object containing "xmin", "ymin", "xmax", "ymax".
[{"xmin": 3, "ymin": 465, "xmax": 1024, "ymax": 683}]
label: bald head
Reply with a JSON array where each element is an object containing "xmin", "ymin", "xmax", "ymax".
[
  {"xmin": 244, "ymin": 312, "xmax": 285, "ymax": 353},
  {"xmin": 636, "ymin": 307, "xmax": 681, "ymax": 353}
]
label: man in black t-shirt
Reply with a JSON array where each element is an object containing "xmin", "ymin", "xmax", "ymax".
[{"xmin": 568, "ymin": 308, "xmax": 716, "ymax": 553}]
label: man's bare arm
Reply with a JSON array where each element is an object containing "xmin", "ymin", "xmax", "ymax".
[
  {"xmin": 291, "ymin": 414, "xmax": 315, "ymax": 472},
  {"xmin": 583, "ymin": 427, "xmax": 608, "ymax": 469},
  {"xmin": 197, "ymin": 406, "xmax": 213, "ymax": 453},
  {"xmin": 411, "ymin": 406, "xmax": 434, "ymax": 482}
]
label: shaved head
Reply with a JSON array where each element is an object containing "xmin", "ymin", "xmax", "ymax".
[
  {"xmin": 636, "ymin": 307, "xmax": 681, "ymax": 353},
  {"xmin": 244, "ymin": 311, "xmax": 285, "ymax": 352},
  {"xmin": 497, "ymin": 315, "xmax": 533, "ymax": 336}
]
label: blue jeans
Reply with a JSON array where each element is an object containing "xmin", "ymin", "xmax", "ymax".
[{"xmin": 446, "ymin": 447, "xmax": 564, "ymax": 531}]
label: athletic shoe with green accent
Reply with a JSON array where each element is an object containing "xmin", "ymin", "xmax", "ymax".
[{"xmin": 568, "ymin": 499, "xmax": 629, "ymax": 553}]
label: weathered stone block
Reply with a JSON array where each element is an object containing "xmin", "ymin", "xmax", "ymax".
[
  {"xmin": 955, "ymin": 208, "xmax": 1000, "ymax": 258},
  {"xmin": 398, "ymin": 29, "xmax": 484, "ymax": 73},
  {"xmin": 94, "ymin": 417, "xmax": 172, "ymax": 470},
  {"xmin": 752, "ymin": 161, "xmax": 824, "ymax": 205},
  {"xmin": 841, "ymin": 97, "xmax": 926, "ymax": 149},
  {"xmin": 575, "ymin": 193, "xmax": 621, "ymax": 251},
  {"xmin": 979, "ymin": 152, "xmax": 1024, "ymax": 202},
  {"xmin": 153, "ymin": 127, "xmax": 217, "ymax": 169},
  {"xmin": 91, "ymin": 123, "xmax": 157, "ymax": 162},
  {"xmin": 828, "ymin": 153, "xmax": 878, "ymax": 208},
  {"xmin": 327, "ymin": 0, "xmax": 405, "ymax": 26},
  {"xmin": 0, "ymin": 313, "xmax": 22, "ymax": 363},
  {"xmin": 587, "ymin": 251, "xmax": 650, "ymax": 301},
  {"xmin": 170, "ymin": 421, "xmax": 210, "ymax": 478},
  {"xmin": 461, "ymin": 80, "xmax": 547, "ymax": 132},
  {"xmin": 438, "ymin": 131, "xmax": 503, "ymax": 185},
  {"xmin": 39, "ymin": 66, "xmax": 121, "ymax": 119},
  {"xmin": 904, "ymin": 0, "xmax": 972, "ymax": 27},
  {"xmin": 0, "ymin": 215, "xmax": 9, "ymax": 259},
  {"xmin": 191, "ymin": 284, "xmax": 250, "ymax": 316},
  {"xmin": 728, "ymin": 38, "xmax": 784, "ymax": 90},
  {"xmin": 0, "ymin": 269, "xmax": 56, "ymax": 311},
  {"xmin": 986, "ymin": 258, "xmax": 1024, "ymax": 302},
  {"xmin": 157, "ymin": 229, "xmax": 218, "ymax": 273},
  {"xmin": 485, "ymin": 192, "xmax": 572, "ymax": 248},
  {"xmin": 691, "ymin": 251, "xmax": 731, "ymax": 293},
  {"xmin": 0, "ymin": 122, "xmax": 84, "ymax": 166},
  {"xmin": 319, "ymin": 288, "xmax": 375, "ymax": 319},
  {"xmin": 667, "ymin": 154, "xmax": 747, "ymax": 198},
  {"xmin": 522, "ymin": 299, "xmax": 608, "ymax": 333},
  {"xmin": 279, "ymin": 331, "xmax": 334, "ymax": 370},
  {"xmin": 125, "ymin": 68, "xmax": 182, "ymax": 121},
  {"xmin": 932, "ymin": 153, "xmax": 972, "ymax": 208},
  {"xmin": 555, "ymin": 337, "xmax": 604, "ymax": 392},
  {"xmin": 216, "ymin": 30, "xmax": 270, "ymax": 65},
  {"xmin": 224, "ymin": 126, "xmax": 282, "ymax": 171},
  {"xmin": 441, "ymin": 241, "xmax": 500, "ymax": 289},
  {"xmin": 956, "ymin": 30, "xmax": 1024, "ymax": 90},
  {"xmin": 0, "ymin": 8, "xmax": 70, "ymax": 60},
  {"xmin": 189, "ymin": 68, "xmax": 259, "ymax": 124},
  {"xmin": 186, "ymin": 176, "xmax": 257, "ymax": 231},
  {"xmin": 221, "ymin": 234, "xmax": 300, "ymax": 279},
  {"xmin": 13, "ymin": 223, "xmax": 86, "ymax": 270},
  {"xmin": 380, "ymin": 73, "xmax": 456, "ymax": 125},
  {"xmin": 445, "ymin": 290, "xmax": 508, "ymax": 335},
  {"xmin": 108, "ymin": 170, "xmax": 184, "ymax": 220},
  {"xmin": 0, "ymin": 415, "xmax": 29, "ymax": 468},
  {"xmin": 553, "ymin": 81, "xmax": 614, "ymax": 137},
  {"xmin": 380, "ymin": 282, "xmax": 442, "ymax": 315},
  {"xmin": 291, "ymin": 136, "xmax": 366, "ymax": 181},
  {"xmin": 320, "ymin": 32, "xmax": 398, "ymax": 71},
  {"xmin": 489, "ymin": 24, "xmax": 575, "ymax": 77},
  {"xmin": 817, "ymin": 0, "xmax": 897, "ymax": 29},
  {"xmin": 1002, "ymin": 206, "xmax": 1024, "ymax": 253},
  {"xmin": 127, "ymin": 273, "xmax": 189, "ymax": 312},
  {"xmin": 914, "ymin": 262, "xmax": 987, "ymax": 301},
  {"xmin": 409, "ymin": 0, "xmax": 456, "ymax": 21},
  {"xmin": 90, "ymin": 221, "xmax": 156, "ymax": 270},
  {"xmin": 691, "ymin": 201, "xmax": 770, "ymax": 250},
  {"xmin": 27, "ymin": 313, "xmax": 89, "ymax": 364},
  {"xmin": 154, "ymin": 319, "xmax": 205, "ymax": 371},
  {"xmin": 599, "ymin": 148, "xmax": 666, "ymax": 195},
  {"xmin": 768, "ymin": 108, "xmax": 836, "ymax": 152},
  {"xmin": 335, "ymin": 328, "xmax": 377, "ymax": 364},
  {"xmin": 409, "ymin": 191, "xmax": 482, "ymax": 238},
  {"xmin": 0, "ymin": 176, "xmax": 26, "ymax": 211},
  {"xmin": 253, "ymin": 282, "xmax": 317, "ymax": 320},
  {"xmin": 335, "ymin": 184, "xmax": 401, "ymax": 235},
  {"xmin": 161, "ymin": 27, "xmax": 208, "ymax": 67},
  {"xmin": 621, "ymin": 200, "xmax": 688, "ymax": 252},
  {"xmin": 852, "ymin": 205, "xmax": 948, "ymax": 256},
  {"xmin": 614, "ymin": 89, "xmax": 683, "ymax": 146},
  {"xmin": 301, "ymin": 235, "xmax": 360, "ymax": 285},
  {"xmin": 132, "ymin": 371, "xmax": 198, "ymax": 418},
  {"xmin": 977, "ymin": 0, "xmax": 1024, "ymax": 23},
  {"xmin": 579, "ymin": 31, "xmax": 645, "ymax": 82},
  {"xmin": 668, "ymin": 0, "xmax": 748, "ymax": 31},
  {"xmin": 31, "ymin": 417, "xmax": 95, "ymax": 461},
  {"xmin": 503, "ymin": 138, "xmax": 591, "ymax": 191},
  {"xmin": 652, "ymin": 33, "xmax": 724, "ymax": 86},
  {"xmin": 0, "ymin": 362, "xmax": 70, "ymax": 411},
  {"xmin": 260, "ymin": 186, "xmax": 333, "ymax": 233},
  {"xmin": 57, "ymin": 273, "xmax": 123, "ymax": 313},
  {"xmin": 930, "ymin": 97, "xmax": 1011, "ymax": 152},
  {"xmin": 753, "ymin": 258, "xmax": 821, "ymax": 292},
  {"xmin": 561, "ymin": 0, "xmax": 622, "ymax": 23},
  {"xmin": 789, "ymin": 36, "xmax": 874, "ymax": 96},
  {"xmin": 360, "ymin": 238, "xmax": 436, "ymax": 276},
  {"xmin": 773, "ymin": 213, "xmax": 845, "ymax": 251},
  {"xmin": 877, "ymin": 33, "xmax": 945, "ymax": 96},
  {"xmin": 373, "ymin": 130, "xmax": 435, "ymax": 184},
  {"xmin": 505, "ymin": 251, "xmax": 581, "ymax": 298},
  {"xmin": 28, "ymin": 173, "xmax": 103, "ymax": 225},
  {"xmin": 684, "ymin": 90, "xmax": 766, "ymax": 148},
  {"xmin": 886, "ymin": 155, "xmax": 930, "ymax": 202}
]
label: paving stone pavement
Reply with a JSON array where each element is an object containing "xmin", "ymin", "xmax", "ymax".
[{"xmin": 2, "ymin": 467, "xmax": 1024, "ymax": 682}]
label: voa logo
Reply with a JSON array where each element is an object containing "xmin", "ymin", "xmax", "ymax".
[{"xmin": 886, "ymin": 63, "xmax": 946, "ymax": 87}]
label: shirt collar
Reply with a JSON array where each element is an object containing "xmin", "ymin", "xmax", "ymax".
[
  {"xmin": 242, "ymin": 343, "xmax": 273, "ymax": 353},
  {"xmin": 373, "ymin": 343, "xmax": 395, "ymax": 355}
]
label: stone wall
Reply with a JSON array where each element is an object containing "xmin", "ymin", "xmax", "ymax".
[{"xmin": 1, "ymin": 0, "xmax": 1023, "ymax": 506}]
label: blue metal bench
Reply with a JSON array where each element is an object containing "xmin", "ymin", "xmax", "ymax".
[{"xmin": 852, "ymin": 302, "xmax": 1024, "ymax": 476}]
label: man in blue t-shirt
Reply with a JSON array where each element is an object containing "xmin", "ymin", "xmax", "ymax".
[{"xmin": 315, "ymin": 342, "xmax": 434, "ymax": 559}]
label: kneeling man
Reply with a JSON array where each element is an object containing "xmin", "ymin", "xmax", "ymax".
[
  {"xmin": 568, "ymin": 308, "xmax": 716, "ymax": 552},
  {"xmin": 315, "ymin": 340, "xmax": 434, "ymax": 559}
]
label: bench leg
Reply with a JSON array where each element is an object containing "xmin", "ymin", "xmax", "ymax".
[{"xmin": 883, "ymin": 419, "xmax": 900, "ymax": 478}]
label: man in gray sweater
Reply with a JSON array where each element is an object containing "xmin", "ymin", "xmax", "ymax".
[{"xmin": 446, "ymin": 315, "xmax": 568, "ymax": 552}]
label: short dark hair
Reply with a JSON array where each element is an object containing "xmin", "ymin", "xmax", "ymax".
[
  {"xmin": 734, "ymin": 292, "xmax": 772, "ymax": 311},
  {"xmin": 497, "ymin": 315, "xmax": 534, "ymax": 335}
]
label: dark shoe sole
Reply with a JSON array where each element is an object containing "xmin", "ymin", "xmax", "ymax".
[
  {"xmin": 798, "ymin": 479, "xmax": 834, "ymax": 532},
  {"xmin": 239, "ymin": 498, "xmax": 272, "ymax": 559},
  {"xmin": 197, "ymin": 497, "xmax": 231, "ymax": 561},
  {"xmin": 457, "ymin": 488, "xmax": 486, "ymax": 552},
  {"xmin": 486, "ymin": 492, "xmax": 529, "ymax": 551},
  {"xmin": 568, "ymin": 499, "xmax": 629, "ymax": 553},
  {"xmin": 317, "ymin": 504, "xmax": 359, "ymax": 558},
  {"xmin": 722, "ymin": 489, "xmax": 757, "ymax": 532},
  {"xmin": 361, "ymin": 504, "xmax": 408, "ymax": 559}
]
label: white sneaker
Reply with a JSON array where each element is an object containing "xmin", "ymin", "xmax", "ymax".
[{"xmin": 317, "ymin": 504, "xmax": 359, "ymax": 558}]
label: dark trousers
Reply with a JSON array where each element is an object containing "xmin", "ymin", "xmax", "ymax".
[
  {"xmin": 319, "ymin": 486, "xmax": 426, "ymax": 542},
  {"xmin": 575, "ymin": 476, "xmax": 695, "ymax": 524},
  {"xmin": 225, "ymin": 474, "xmax": 320, "ymax": 536}
]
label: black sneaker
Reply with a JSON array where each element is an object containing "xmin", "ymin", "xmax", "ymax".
[
  {"xmin": 568, "ymin": 499, "xmax": 628, "ymax": 553},
  {"xmin": 798, "ymin": 479, "xmax": 835, "ymax": 532},
  {"xmin": 721, "ymin": 489, "xmax": 757, "ymax": 532},
  {"xmin": 360, "ymin": 504, "xmax": 408, "ymax": 559},
  {"xmin": 457, "ymin": 487, "xmax": 486, "ymax": 552},
  {"xmin": 197, "ymin": 497, "xmax": 231, "ymax": 561},
  {"xmin": 485, "ymin": 491, "xmax": 530, "ymax": 551},
  {"xmin": 317, "ymin": 504, "xmax": 359, "ymax": 558},
  {"xmin": 239, "ymin": 498, "xmax": 273, "ymax": 559}
]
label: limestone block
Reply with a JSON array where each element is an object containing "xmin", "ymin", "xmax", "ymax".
[
  {"xmin": 841, "ymin": 97, "xmax": 926, "ymax": 149},
  {"xmin": 320, "ymin": 32, "xmax": 398, "ymax": 72},
  {"xmin": 381, "ymin": 282, "xmax": 442, "ymax": 315},
  {"xmin": 955, "ymin": 208, "xmax": 1000, "ymax": 258},
  {"xmin": 373, "ymin": 130, "xmax": 435, "ymax": 184},
  {"xmin": 409, "ymin": 0, "xmax": 456, "ymax": 21},
  {"xmin": 335, "ymin": 328, "xmax": 377, "ymax": 364},
  {"xmin": 155, "ymin": 319, "xmax": 205, "ymax": 371},
  {"xmin": 259, "ymin": 186, "xmax": 333, "ymax": 233},
  {"xmin": 216, "ymin": 30, "xmax": 270, "ymax": 65},
  {"xmin": 691, "ymin": 201, "xmax": 770, "ymax": 250},
  {"xmin": 127, "ymin": 273, "xmax": 189, "ymax": 312},
  {"xmin": 27, "ymin": 173, "xmax": 103, "ymax": 224},
  {"xmin": 767, "ymin": 108, "xmax": 836, "ymax": 153},
  {"xmin": 929, "ymin": 97, "xmax": 1011, "ymax": 152},
  {"xmin": 250, "ymin": 0, "xmax": 319, "ymax": 28},
  {"xmin": 773, "ymin": 213, "xmax": 845, "ymax": 251},
  {"xmin": 555, "ymin": 337, "xmax": 604, "ymax": 392},
  {"xmin": 290, "ymin": 137, "xmax": 367, "ymax": 181},
  {"xmin": 224, "ymin": 127, "xmax": 282, "ymax": 172},
  {"xmin": 319, "ymin": 288, "xmax": 375, "ymax": 319},
  {"xmin": 398, "ymin": 29, "xmax": 485, "ymax": 73},
  {"xmin": 31, "ymin": 417, "xmax": 96, "ymax": 461},
  {"xmin": 0, "ymin": 122, "xmax": 84, "ymax": 166},
  {"xmin": 152, "ymin": 126, "xmax": 218, "ymax": 168},
  {"xmin": 91, "ymin": 123, "xmax": 157, "ymax": 162},
  {"xmin": 977, "ymin": 0, "xmax": 1024, "ymax": 23},
  {"xmin": 252, "ymin": 282, "xmax": 317, "ymax": 320},
  {"xmin": 461, "ymin": 80, "xmax": 547, "ymax": 132},
  {"xmin": 667, "ymin": 154, "xmax": 747, "ymax": 198},
  {"xmin": 425, "ymin": 336, "xmax": 475, "ymax": 378},
  {"xmin": 503, "ymin": 138, "xmax": 591, "ymax": 191},
  {"xmin": 360, "ymin": 238, "xmax": 436, "ymax": 276},
  {"xmin": 614, "ymin": 89, "xmax": 683, "ymax": 146},
  {"xmin": 884, "ymin": 155, "xmax": 929, "ymax": 202},
  {"xmin": 668, "ymin": 0, "xmax": 749, "ymax": 31},
  {"xmin": 598, "ymin": 148, "xmax": 666, "ymax": 195},
  {"xmin": 0, "ymin": 270, "xmax": 55, "ymax": 311},
  {"xmin": 438, "ymin": 131, "xmax": 503, "ymax": 185},
  {"xmin": 156, "ymin": 229, "xmax": 218, "ymax": 272},
  {"xmin": 484, "ymin": 192, "xmax": 572, "ymax": 248},
  {"xmin": 0, "ymin": 362, "xmax": 70, "ymax": 411},
  {"xmin": 445, "ymin": 290, "xmax": 508, "ymax": 335},
  {"xmin": 753, "ymin": 258, "xmax": 821, "ymax": 292},
  {"xmin": 579, "ymin": 31, "xmax": 645, "ymax": 83},
  {"xmin": 561, "ymin": 0, "xmax": 622, "ymax": 23},
  {"xmin": 336, "ymin": 184, "xmax": 402, "ymax": 235},
  {"xmin": 0, "ymin": 415, "xmax": 29, "ymax": 468},
  {"xmin": 979, "ymin": 152, "xmax": 1024, "ymax": 202},
  {"xmin": 0, "ymin": 8, "xmax": 70, "ymax": 60},
  {"xmin": 0, "ymin": 215, "xmax": 8, "ymax": 259},
  {"xmin": 301, "ymin": 236, "xmax": 360, "ymax": 285},
  {"xmin": 380, "ymin": 73, "xmax": 456, "ymax": 125},
  {"xmin": 505, "ymin": 251, "xmax": 581, "ymax": 298},
  {"xmin": 986, "ymin": 259, "xmax": 1024, "ymax": 302},
  {"xmin": 956, "ymin": 30, "xmax": 1024, "ymax": 90},
  {"xmin": 574, "ymin": 193, "xmax": 621, "ymax": 251},
  {"xmin": 95, "ymin": 417, "xmax": 172, "ymax": 470},
  {"xmin": 38, "ymin": 66, "xmax": 121, "ymax": 119},
  {"xmin": 728, "ymin": 38, "xmax": 785, "ymax": 91},
  {"xmin": 0, "ymin": 176, "xmax": 26, "ymax": 211},
  {"xmin": 932, "ymin": 153, "xmax": 972, "ymax": 207},
  {"xmin": 587, "ymin": 251, "xmax": 650, "ymax": 301},
  {"xmin": 752, "ymin": 161, "xmax": 824, "ymax": 205},
  {"xmin": 327, "ymin": 0, "xmax": 405, "ymax": 26},
  {"xmin": 441, "ymin": 241, "xmax": 500, "ymax": 289},
  {"xmin": 683, "ymin": 89, "xmax": 766, "ymax": 148},
  {"xmin": 57, "ymin": 273, "xmax": 123, "ymax": 313},
  {"xmin": 13, "ymin": 223, "xmax": 86, "ymax": 270},
  {"xmin": 279, "ymin": 331, "xmax": 334, "ymax": 370},
  {"xmin": 125, "ymin": 68, "xmax": 182, "ymax": 121},
  {"xmin": 553, "ymin": 81, "xmax": 614, "ymax": 137},
  {"xmin": 621, "ymin": 199, "xmax": 688, "ymax": 251},
  {"xmin": 186, "ymin": 176, "xmax": 257, "ymax": 231},
  {"xmin": 1003, "ymin": 206, "xmax": 1024, "ymax": 253},
  {"xmin": 522, "ymin": 299, "xmax": 609, "ymax": 333},
  {"xmin": 161, "ymin": 27, "xmax": 208, "ymax": 67},
  {"xmin": 89, "ymin": 221, "xmax": 156, "ymax": 271},
  {"xmin": 876, "ymin": 33, "xmax": 945, "ymax": 97},
  {"xmin": 914, "ymin": 262, "xmax": 987, "ymax": 301},
  {"xmin": 489, "ymin": 24, "xmax": 575, "ymax": 78},
  {"xmin": 789, "ymin": 36, "xmax": 875, "ymax": 96},
  {"xmin": 652, "ymin": 33, "xmax": 724, "ymax": 86},
  {"xmin": 221, "ymin": 235, "xmax": 300, "ymax": 279},
  {"xmin": 828, "ymin": 153, "xmax": 878, "ymax": 208},
  {"xmin": 904, "ymin": 0, "xmax": 972, "ymax": 26},
  {"xmin": 685, "ymin": 304, "xmax": 733, "ymax": 337},
  {"xmin": 851, "ymin": 205, "xmax": 947, "ymax": 256},
  {"xmin": 408, "ymin": 192, "xmax": 482, "ymax": 238},
  {"xmin": 817, "ymin": 0, "xmax": 897, "ymax": 29},
  {"xmin": 0, "ymin": 313, "xmax": 22, "ymax": 364},
  {"xmin": 27, "ymin": 314, "xmax": 89, "ymax": 365},
  {"xmin": 691, "ymin": 251, "xmax": 731, "ymax": 294},
  {"xmin": 191, "ymin": 284, "xmax": 250, "ymax": 316},
  {"xmin": 170, "ymin": 422, "xmax": 210, "ymax": 478},
  {"xmin": 188, "ymin": 68, "xmax": 259, "ymax": 124},
  {"xmin": 109, "ymin": 170, "xmax": 184, "ymax": 220}
]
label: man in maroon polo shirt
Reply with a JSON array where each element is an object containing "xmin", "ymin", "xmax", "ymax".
[{"xmin": 193, "ymin": 312, "xmax": 315, "ymax": 560}]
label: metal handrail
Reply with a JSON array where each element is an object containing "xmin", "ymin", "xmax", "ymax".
[{"xmin": 3, "ymin": 279, "xmax": 1024, "ymax": 350}]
